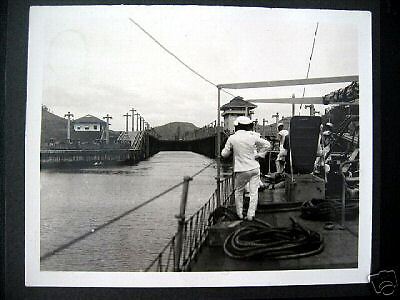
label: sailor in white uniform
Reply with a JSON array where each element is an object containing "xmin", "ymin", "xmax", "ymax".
[
  {"xmin": 275, "ymin": 123, "xmax": 289, "ymax": 173},
  {"xmin": 221, "ymin": 116, "xmax": 271, "ymax": 220}
]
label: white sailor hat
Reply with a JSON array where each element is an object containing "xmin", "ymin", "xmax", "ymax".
[
  {"xmin": 323, "ymin": 130, "xmax": 332, "ymax": 136},
  {"xmin": 326, "ymin": 122, "xmax": 333, "ymax": 128},
  {"xmin": 234, "ymin": 116, "xmax": 252, "ymax": 126}
]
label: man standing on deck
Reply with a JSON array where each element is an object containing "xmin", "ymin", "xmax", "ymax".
[
  {"xmin": 221, "ymin": 116, "xmax": 271, "ymax": 221},
  {"xmin": 275, "ymin": 123, "xmax": 289, "ymax": 173}
]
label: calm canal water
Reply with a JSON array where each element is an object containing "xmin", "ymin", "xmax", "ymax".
[{"xmin": 40, "ymin": 151, "xmax": 217, "ymax": 271}]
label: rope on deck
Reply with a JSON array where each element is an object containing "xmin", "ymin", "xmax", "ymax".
[
  {"xmin": 223, "ymin": 217, "xmax": 324, "ymax": 259},
  {"xmin": 40, "ymin": 161, "xmax": 215, "ymax": 262}
]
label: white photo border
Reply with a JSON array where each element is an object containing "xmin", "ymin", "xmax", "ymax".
[{"xmin": 25, "ymin": 5, "xmax": 373, "ymax": 287}]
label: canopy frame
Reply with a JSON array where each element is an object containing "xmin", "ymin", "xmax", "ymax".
[{"xmin": 215, "ymin": 74, "xmax": 359, "ymax": 205}]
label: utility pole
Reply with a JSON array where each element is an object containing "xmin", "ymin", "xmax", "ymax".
[
  {"xmin": 135, "ymin": 112, "xmax": 140, "ymax": 131},
  {"xmin": 123, "ymin": 112, "xmax": 131, "ymax": 133},
  {"xmin": 139, "ymin": 116, "xmax": 143, "ymax": 131},
  {"xmin": 262, "ymin": 118, "xmax": 267, "ymax": 137},
  {"xmin": 64, "ymin": 111, "xmax": 74, "ymax": 142},
  {"xmin": 272, "ymin": 112, "xmax": 279, "ymax": 128},
  {"xmin": 103, "ymin": 114, "xmax": 112, "ymax": 144},
  {"xmin": 130, "ymin": 108, "xmax": 136, "ymax": 131}
]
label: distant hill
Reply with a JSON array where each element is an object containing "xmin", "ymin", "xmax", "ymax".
[
  {"xmin": 153, "ymin": 122, "xmax": 198, "ymax": 140},
  {"xmin": 41, "ymin": 107, "xmax": 69, "ymax": 146}
]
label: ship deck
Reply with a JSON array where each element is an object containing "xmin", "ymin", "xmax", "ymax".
[{"xmin": 190, "ymin": 186, "xmax": 359, "ymax": 272}]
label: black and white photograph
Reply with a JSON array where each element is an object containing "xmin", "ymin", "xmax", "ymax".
[{"xmin": 25, "ymin": 4, "xmax": 373, "ymax": 287}]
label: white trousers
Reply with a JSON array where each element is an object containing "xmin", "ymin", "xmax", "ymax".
[
  {"xmin": 276, "ymin": 148, "xmax": 287, "ymax": 173},
  {"xmin": 234, "ymin": 168, "xmax": 260, "ymax": 218}
]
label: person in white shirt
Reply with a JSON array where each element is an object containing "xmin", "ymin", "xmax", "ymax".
[
  {"xmin": 314, "ymin": 122, "xmax": 334, "ymax": 174},
  {"xmin": 221, "ymin": 116, "xmax": 271, "ymax": 220},
  {"xmin": 275, "ymin": 123, "xmax": 289, "ymax": 173}
]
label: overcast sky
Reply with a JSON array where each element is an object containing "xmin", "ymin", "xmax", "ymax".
[{"xmin": 30, "ymin": 5, "xmax": 362, "ymax": 131}]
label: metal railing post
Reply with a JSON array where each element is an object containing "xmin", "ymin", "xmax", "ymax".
[{"xmin": 174, "ymin": 176, "xmax": 192, "ymax": 271}]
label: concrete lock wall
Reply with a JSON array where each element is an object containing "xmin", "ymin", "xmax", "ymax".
[
  {"xmin": 148, "ymin": 134, "xmax": 223, "ymax": 159},
  {"xmin": 40, "ymin": 133, "xmax": 224, "ymax": 168}
]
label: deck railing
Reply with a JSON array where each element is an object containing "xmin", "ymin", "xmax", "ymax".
[{"xmin": 144, "ymin": 176, "xmax": 234, "ymax": 272}]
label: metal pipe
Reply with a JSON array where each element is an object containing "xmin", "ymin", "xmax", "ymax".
[
  {"xmin": 217, "ymin": 75, "xmax": 359, "ymax": 89},
  {"xmin": 216, "ymin": 88, "xmax": 221, "ymax": 207},
  {"xmin": 174, "ymin": 176, "xmax": 192, "ymax": 271},
  {"xmin": 292, "ymin": 94, "xmax": 295, "ymax": 116}
]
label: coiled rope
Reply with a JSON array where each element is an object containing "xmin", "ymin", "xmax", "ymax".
[
  {"xmin": 40, "ymin": 162, "xmax": 214, "ymax": 261},
  {"xmin": 223, "ymin": 217, "xmax": 324, "ymax": 259}
]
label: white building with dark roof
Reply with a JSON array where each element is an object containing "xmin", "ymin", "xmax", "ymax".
[
  {"xmin": 221, "ymin": 96, "xmax": 257, "ymax": 133},
  {"xmin": 73, "ymin": 115, "xmax": 106, "ymax": 132}
]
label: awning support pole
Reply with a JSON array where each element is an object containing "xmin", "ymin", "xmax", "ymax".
[{"xmin": 216, "ymin": 88, "xmax": 221, "ymax": 207}]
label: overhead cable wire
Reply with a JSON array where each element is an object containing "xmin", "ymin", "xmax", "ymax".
[
  {"xmin": 128, "ymin": 17, "xmax": 236, "ymax": 98},
  {"xmin": 300, "ymin": 22, "xmax": 319, "ymax": 110},
  {"xmin": 40, "ymin": 161, "xmax": 215, "ymax": 261}
]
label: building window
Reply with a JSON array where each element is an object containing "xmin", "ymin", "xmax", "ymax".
[
  {"xmin": 93, "ymin": 125, "xmax": 98, "ymax": 130},
  {"xmin": 77, "ymin": 126, "xmax": 81, "ymax": 130},
  {"xmin": 85, "ymin": 126, "xmax": 89, "ymax": 130}
]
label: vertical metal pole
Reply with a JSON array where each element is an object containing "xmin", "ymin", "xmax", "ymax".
[
  {"xmin": 175, "ymin": 176, "xmax": 192, "ymax": 271},
  {"xmin": 321, "ymin": 131, "xmax": 327, "ymax": 183},
  {"xmin": 292, "ymin": 94, "xmax": 295, "ymax": 117},
  {"xmin": 130, "ymin": 108, "xmax": 136, "ymax": 131},
  {"xmin": 106, "ymin": 120, "xmax": 109, "ymax": 144},
  {"xmin": 123, "ymin": 113, "xmax": 130, "ymax": 132},
  {"xmin": 103, "ymin": 114, "xmax": 112, "ymax": 144},
  {"xmin": 289, "ymin": 123, "xmax": 294, "ymax": 183},
  {"xmin": 66, "ymin": 117, "xmax": 71, "ymax": 141},
  {"xmin": 268, "ymin": 151, "xmax": 271, "ymax": 174},
  {"xmin": 64, "ymin": 112, "xmax": 74, "ymax": 142},
  {"xmin": 340, "ymin": 164, "xmax": 347, "ymax": 229},
  {"xmin": 262, "ymin": 118, "xmax": 266, "ymax": 137},
  {"xmin": 216, "ymin": 88, "xmax": 222, "ymax": 207},
  {"xmin": 341, "ymin": 176, "xmax": 346, "ymax": 228}
]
